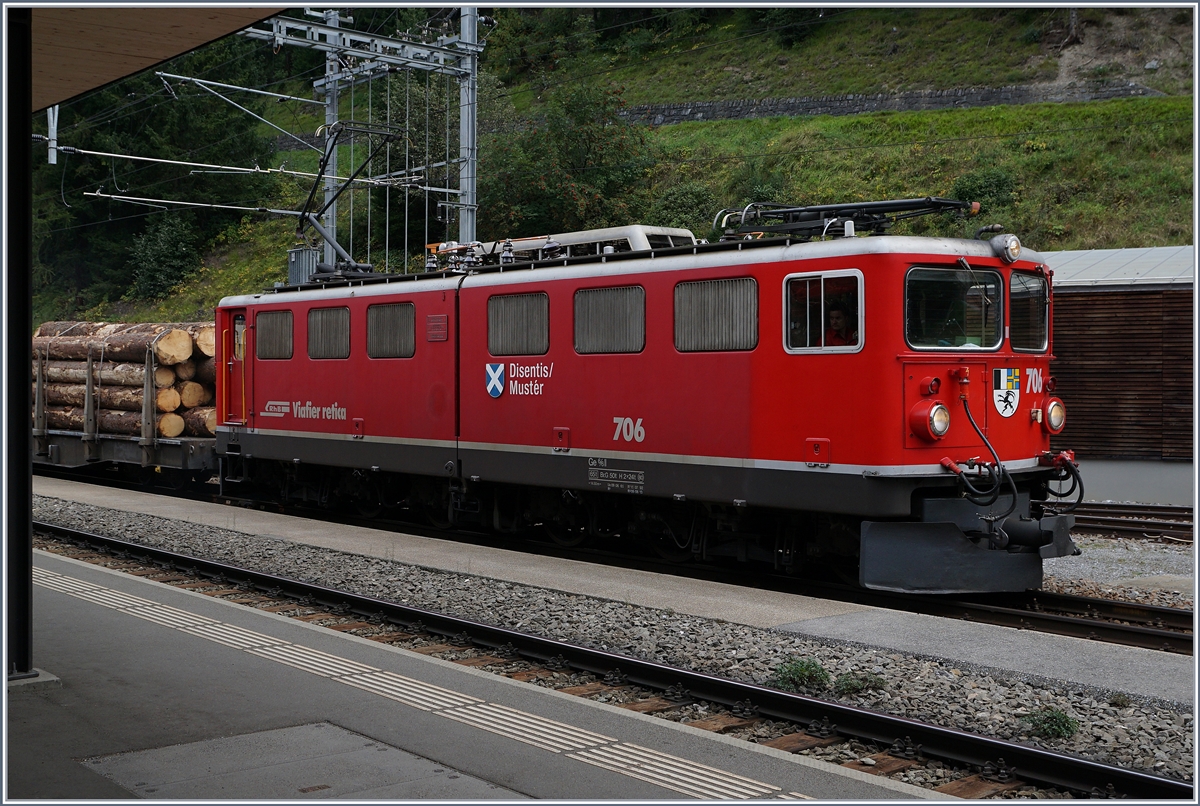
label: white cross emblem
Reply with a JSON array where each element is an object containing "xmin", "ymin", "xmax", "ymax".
[{"xmin": 486, "ymin": 363, "xmax": 505, "ymax": 398}]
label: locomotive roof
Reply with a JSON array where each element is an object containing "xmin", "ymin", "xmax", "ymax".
[{"xmin": 218, "ymin": 233, "xmax": 1048, "ymax": 307}]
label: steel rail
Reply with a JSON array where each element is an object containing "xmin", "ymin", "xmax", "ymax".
[
  {"xmin": 1073, "ymin": 516, "xmax": 1192, "ymax": 540},
  {"xmin": 1074, "ymin": 503, "xmax": 1194, "ymax": 519},
  {"xmin": 33, "ymin": 520, "xmax": 1192, "ymax": 800},
  {"xmin": 996, "ymin": 590, "xmax": 1195, "ymax": 632},
  {"xmin": 744, "ymin": 577, "xmax": 1194, "ymax": 655}
]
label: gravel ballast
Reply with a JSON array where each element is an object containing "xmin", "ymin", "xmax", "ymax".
[{"xmin": 33, "ymin": 495, "xmax": 1194, "ymax": 788}]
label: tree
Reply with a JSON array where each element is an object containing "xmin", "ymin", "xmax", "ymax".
[
  {"xmin": 126, "ymin": 214, "xmax": 200, "ymax": 299},
  {"xmin": 478, "ymin": 84, "xmax": 655, "ymax": 239},
  {"xmin": 31, "ymin": 35, "xmax": 281, "ymax": 314}
]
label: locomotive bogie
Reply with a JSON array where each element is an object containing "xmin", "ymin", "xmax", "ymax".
[{"xmin": 215, "ymin": 230, "xmax": 1080, "ymax": 593}]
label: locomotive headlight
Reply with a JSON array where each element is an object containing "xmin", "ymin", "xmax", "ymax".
[
  {"xmin": 930, "ymin": 403, "xmax": 951, "ymax": 437},
  {"xmin": 1043, "ymin": 397, "xmax": 1066, "ymax": 434},
  {"xmin": 910, "ymin": 400, "xmax": 951, "ymax": 441},
  {"xmin": 990, "ymin": 233, "xmax": 1022, "ymax": 263}
]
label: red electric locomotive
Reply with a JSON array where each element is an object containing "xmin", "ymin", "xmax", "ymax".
[{"xmin": 215, "ymin": 198, "xmax": 1082, "ymax": 594}]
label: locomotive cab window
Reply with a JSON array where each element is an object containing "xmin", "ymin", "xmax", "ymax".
[
  {"xmin": 308, "ymin": 307, "xmax": 350, "ymax": 359},
  {"xmin": 488, "ymin": 292, "xmax": 550, "ymax": 356},
  {"xmin": 1009, "ymin": 272, "xmax": 1049, "ymax": 351},
  {"xmin": 785, "ymin": 271, "xmax": 863, "ymax": 352},
  {"xmin": 255, "ymin": 310, "xmax": 293, "ymax": 360},
  {"xmin": 905, "ymin": 267, "xmax": 1002, "ymax": 350},
  {"xmin": 232, "ymin": 315, "xmax": 246, "ymax": 360}
]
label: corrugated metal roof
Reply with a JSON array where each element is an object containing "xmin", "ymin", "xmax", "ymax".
[{"xmin": 1042, "ymin": 245, "xmax": 1195, "ymax": 287}]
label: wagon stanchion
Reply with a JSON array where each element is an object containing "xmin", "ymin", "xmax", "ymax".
[
  {"xmin": 32, "ymin": 349, "xmax": 47, "ymax": 455},
  {"xmin": 139, "ymin": 346, "xmax": 156, "ymax": 464},
  {"xmin": 82, "ymin": 352, "xmax": 98, "ymax": 462}
]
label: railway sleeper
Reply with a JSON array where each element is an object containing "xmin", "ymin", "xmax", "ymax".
[{"xmin": 32, "ymin": 532, "xmax": 1176, "ymax": 799}]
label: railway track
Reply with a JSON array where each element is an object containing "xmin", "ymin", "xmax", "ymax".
[
  {"xmin": 274, "ymin": 500, "xmax": 1196, "ymax": 654},
  {"xmin": 1071, "ymin": 502, "xmax": 1194, "ymax": 542},
  {"xmin": 32, "ymin": 521, "xmax": 1193, "ymax": 800},
  {"xmin": 32, "ymin": 466, "xmax": 1193, "ymax": 654}
]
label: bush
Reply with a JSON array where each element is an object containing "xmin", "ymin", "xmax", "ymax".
[
  {"xmin": 1023, "ymin": 707, "xmax": 1079, "ymax": 739},
  {"xmin": 951, "ymin": 167, "xmax": 1017, "ymax": 212},
  {"xmin": 834, "ymin": 671, "xmax": 887, "ymax": 696},
  {"xmin": 647, "ymin": 182, "xmax": 717, "ymax": 232},
  {"xmin": 772, "ymin": 657, "xmax": 831, "ymax": 692},
  {"xmin": 126, "ymin": 215, "xmax": 200, "ymax": 300},
  {"xmin": 753, "ymin": 8, "xmax": 827, "ymax": 49},
  {"xmin": 1108, "ymin": 693, "xmax": 1132, "ymax": 708}
]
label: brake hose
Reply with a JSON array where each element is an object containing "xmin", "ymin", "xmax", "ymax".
[
  {"xmin": 1041, "ymin": 457, "xmax": 1085, "ymax": 514},
  {"xmin": 959, "ymin": 396, "xmax": 1019, "ymax": 524}
]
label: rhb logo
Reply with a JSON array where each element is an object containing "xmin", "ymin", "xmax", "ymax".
[
  {"xmin": 260, "ymin": 400, "xmax": 288, "ymax": 418},
  {"xmin": 486, "ymin": 363, "xmax": 505, "ymax": 398}
]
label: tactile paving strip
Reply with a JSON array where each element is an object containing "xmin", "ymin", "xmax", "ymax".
[
  {"xmin": 36, "ymin": 563, "xmax": 801, "ymax": 799},
  {"xmin": 569, "ymin": 742, "xmax": 781, "ymax": 799},
  {"xmin": 439, "ymin": 702, "xmax": 615, "ymax": 753}
]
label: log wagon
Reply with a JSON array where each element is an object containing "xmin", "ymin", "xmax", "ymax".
[{"xmin": 31, "ymin": 322, "xmax": 218, "ymax": 478}]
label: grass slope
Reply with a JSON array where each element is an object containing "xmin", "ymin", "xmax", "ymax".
[
  {"xmin": 82, "ymin": 95, "xmax": 1191, "ymax": 326},
  {"xmin": 648, "ymin": 96, "xmax": 1192, "ymax": 250}
]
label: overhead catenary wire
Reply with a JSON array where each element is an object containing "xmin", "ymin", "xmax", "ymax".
[{"xmin": 83, "ymin": 189, "xmax": 303, "ymax": 217}]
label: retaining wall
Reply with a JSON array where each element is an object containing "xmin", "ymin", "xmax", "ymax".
[{"xmin": 616, "ymin": 82, "xmax": 1164, "ymax": 126}]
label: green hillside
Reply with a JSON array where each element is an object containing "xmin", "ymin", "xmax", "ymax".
[{"xmin": 33, "ymin": 7, "xmax": 1194, "ymax": 326}]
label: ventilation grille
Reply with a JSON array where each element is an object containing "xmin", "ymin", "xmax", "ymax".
[
  {"xmin": 575, "ymin": 286, "xmax": 645, "ymax": 354},
  {"xmin": 256, "ymin": 310, "xmax": 294, "ymax": 359},
  {"xmin": 367, "ymin": 302, "xmax": 416, "ymax": 358},
  {"xmin": 488, "ymin": 293, "xmax": 549, "ymax": 356},
  {"xmin": 675, "ymin": 278, "xmax": 758, "ymax": 352},
  {"xmin": 308, "ymin": 307, "xmax": 350, "ymax": 359}
]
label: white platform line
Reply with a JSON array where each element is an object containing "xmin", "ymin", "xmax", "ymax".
[
  {"xmin": 34, "ymin": 567, "xmax": 796, "ymax": 799},
  {"xmin": 569, "ymin": 742, "xmax": 781, "ymax": 799},
  {"xmin": 439, "ymin": 703, "xmax": 616, "ymax": 753}
]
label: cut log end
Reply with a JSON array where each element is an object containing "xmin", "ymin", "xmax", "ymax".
[
  {"xmin": 182, "ymin": 406, "xmax": 217, "ymax": 437},
  {"xmin": 153, "ymin": 330, "xmax": 194, "ymax": 366}
]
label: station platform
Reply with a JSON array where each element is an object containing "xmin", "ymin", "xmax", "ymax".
[
  {"xmin": 8, "ymin": 550, "xmax": 933, "ymax": 800},
  {"xmin": 32, "ymin": 477, "xmax": 1195, "ymax": 708}
]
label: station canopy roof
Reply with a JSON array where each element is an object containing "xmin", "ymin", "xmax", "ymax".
[
  {"xmin": 32, "ymin": 7, "xmax": 285, "ymax": 112},
  {"xmin": 1042, "ymin": 245, "xmax": 1195, "ymax": 288}
]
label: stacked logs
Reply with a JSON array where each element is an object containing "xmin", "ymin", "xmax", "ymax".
[{"xmin": 32, "ymin": 321, "xmax": 217, "ymax": 438}]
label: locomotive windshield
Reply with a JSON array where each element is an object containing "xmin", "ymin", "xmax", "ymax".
[
  {"xmin": 905, "ymin": 267, "xmax": 1002, "ymax": 349},
  {"xmin": 1009, "ymin": 271, "xmax": 1049, "ymax": 351}
]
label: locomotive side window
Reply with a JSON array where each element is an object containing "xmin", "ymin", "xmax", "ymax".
[
  {"xmin": 232, "ymin": 315, "xmax": 246, "ymax": 360},
  {"xmin": 488, "ymin": 292, "xmax": 550, "ymax": 356},
  {"xmin": 367, "ymin": 302, "xmax": 416, "ymax": 358},
  {"xmin": 575, "ymin": 286, "xmax": 645, "ymax": 354},
  {"xmin": 1009, "ymin": 272, "xmax": 1048, "ymax": 351},
  {"xmin": 784, "ymin": 271, "xmax": 863, "ymax": 352},
  {"xmin": 255, "ymin": 310, "xmax": 293, "ymax": 360},
  {"xmin": 308, "ymin": 307, "xmax": 350, "ymax": 359},
  {"xmin": 905, "ymin": 267, "xmax": 1002, "ymax": 350},
  {"xmin": 674, "ymin": 278, "xmax": 758, "ymax": 352}
]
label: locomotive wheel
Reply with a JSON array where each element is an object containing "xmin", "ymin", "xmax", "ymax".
[
  {"xmin": 543, "ymin": 520, "xmax": 588, "ymax": 548},
  {"xmin": 355, "ymin": 501, "xmax": 384, "ymax": 519},
  {"xmin": 424, "ymin": 504, "xmax": 453, "ymax": 529},
  {"xmin": 651, "ymin": 537, "xmax": 694, "ymax": 563}
]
